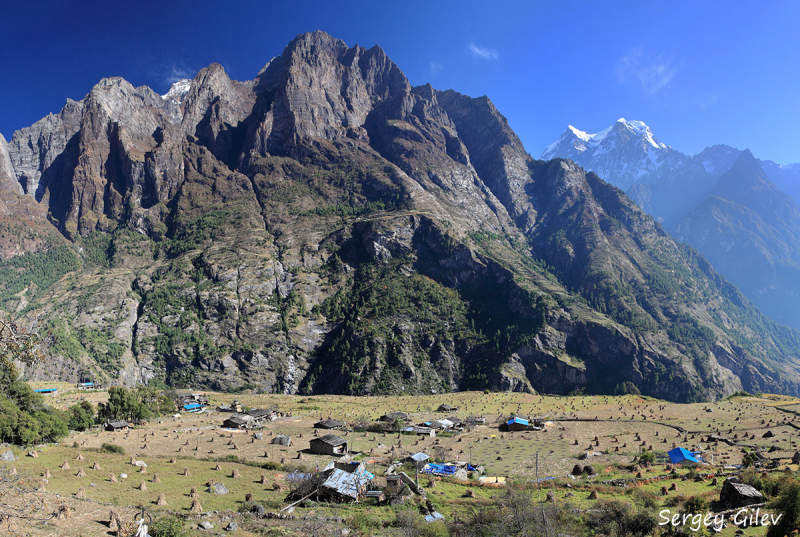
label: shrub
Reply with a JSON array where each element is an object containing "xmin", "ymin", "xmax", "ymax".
[
  {"xmin": 100, "ymin": 443, "xmax": 125, "ymax": 455},
  {"xmin": 638, "ymin": 451, "xmax": 656, "ymax": 465},
  {"xmin": 149, "ymin": 514, "xmax": 188, "ymax": 537}
]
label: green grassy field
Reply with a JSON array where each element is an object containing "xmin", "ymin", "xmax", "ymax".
[{"xmin": 6, "ymin": 389, "xmax": 800, "ymax": 535}]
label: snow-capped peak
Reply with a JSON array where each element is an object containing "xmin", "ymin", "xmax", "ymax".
[
  {"xmin": 567, "ymin": 125, "xmax": 592, "ymax": 142},
  {"xmin": 615, "ymin": 118, "xmax": 666, "ymax": 150},
  {"xmin": 162, "ymin": 79, "xmax": 192, "ymax": 101}
]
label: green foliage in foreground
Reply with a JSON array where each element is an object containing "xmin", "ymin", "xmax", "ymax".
[
  {"xmin": 0, "ymin": 326, "xmax": 69, "ymax": 445},
  {"xmin": 149, "ymin": 514, "xmax": 189, "ymax": 537}
]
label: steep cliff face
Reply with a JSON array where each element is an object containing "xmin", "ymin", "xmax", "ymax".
[{"xmin": 3, "ymin": 31, "xmax": 800, "ymax": 402}]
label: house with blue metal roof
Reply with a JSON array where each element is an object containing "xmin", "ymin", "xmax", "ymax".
[
  {"xmin": 668, "ymin": 447, "xmax": 700, "ymax": 466},
  {"xmin": 506, "ymin": 416, "xmax": 529, "ymax": 431}
]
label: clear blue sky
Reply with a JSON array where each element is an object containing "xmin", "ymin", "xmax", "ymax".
[{"xmin": 3, "ymin": 0, "xmax": 799, "ymax": 164}]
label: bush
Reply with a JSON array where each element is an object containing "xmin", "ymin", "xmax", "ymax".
[
  {"xmin": 100, "ymin": 443, "xmax": 125, "ymax": 455},
  {"xmin": 347, "ymin": 511, "xmax": 383, "ymax": 533},
  {"xmin": 238, "ymin": 501, "xmax": 260, "ymax": 513},
  {"xmin": 149, "ymin": 514, "xmax": 188, "ymax": 537},
  {"xmin": 681, "ymin": 495, "xmax": 708, "ymax": 514},
  {"xmin": 638, "ymin": 451, "xmax": 656, "ymax": 465},
  {"xmin": 768, "ymin": 481, "xmax": 800, "ymax": 537}
]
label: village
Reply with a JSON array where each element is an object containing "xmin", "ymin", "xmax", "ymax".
[{"xmin": 5, "ymin": 386, "xmax": 800, "ymax": 535}]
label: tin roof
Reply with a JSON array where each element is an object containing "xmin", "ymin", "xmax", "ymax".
[
  {"xmin": 408, "ymin": 452, "xmax": 430, "ymax": 463},
  {"xmin": 507, "ymin": 417, "xmax": 529, "ymax": 426},
  {"xmin": 315, "ymin": 419, "xmax": 346, "ymax": 428},
  {"xmin": 315, "ymin": 434, "xmax": 348, "ymax": 446},
  {"xmin": 320, "ymin": 465, "xmax": 374, "ymax": 499}
]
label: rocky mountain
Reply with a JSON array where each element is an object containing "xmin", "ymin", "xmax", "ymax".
[
  {"xmin": 543, "ymin": 120, "xmax": 800, "ymax": 331},
  {"xmin": 3, "ymin": 31, "xmax": 800, "ymax": 402}
]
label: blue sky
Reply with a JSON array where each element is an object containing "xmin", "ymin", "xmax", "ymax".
[{"xmin": 2, "ymin": 0, "xmax": 799, "ymax": 164}]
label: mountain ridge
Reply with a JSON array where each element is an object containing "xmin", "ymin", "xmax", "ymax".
[{"xmin": 1, "ymin": 31, "xmax": 799, "ymax": 402}]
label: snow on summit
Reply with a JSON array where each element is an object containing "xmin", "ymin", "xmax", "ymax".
[{"xmin": 162, "ymin": 79, "xmax": 192, "ymax": 100}]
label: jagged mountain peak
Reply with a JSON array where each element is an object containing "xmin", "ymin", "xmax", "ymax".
[{"xmin": 162, "ymin": 78, "xmax": 192, "ymax": 101}]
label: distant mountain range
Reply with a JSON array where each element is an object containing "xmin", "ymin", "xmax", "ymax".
[{"xmin": 543, "ymin": 119, "xmax": 800, "ymax": 329}]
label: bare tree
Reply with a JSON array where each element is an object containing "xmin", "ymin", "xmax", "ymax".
[
  {"xmin": 0, "ymin": 465, "xmax": 52, "ymax": 533},
  {"xmin": 0, "ymin": 318, "xmax": 45, "ymax": 377}
]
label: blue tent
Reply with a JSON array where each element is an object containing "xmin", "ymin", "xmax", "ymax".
[{"xmin": 668, "ymin": 447, "xmax": 699, "ymax": 465}]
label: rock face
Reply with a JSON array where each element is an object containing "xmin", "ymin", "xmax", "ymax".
[{"xmin": 3, "ymin": 31, "xmax": 800, "ymax": 401}]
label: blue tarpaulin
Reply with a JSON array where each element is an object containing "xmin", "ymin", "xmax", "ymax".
[
  {"xmin": 507, "ymin": 417, "xmax": 529, "ymax": 426},
  {"xmin": 421, "ymin": 463, "xmax": 458, "ymax": 476},
  {"xmin": 425, "ymin": 512, "xmax": 445, "ymax": 522}
]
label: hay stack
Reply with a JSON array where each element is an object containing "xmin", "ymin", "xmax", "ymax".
[
  {"xmin": 109, "ymin": 473, "xmax": 118, "ymax": 483},
  {"xmin": 215, "ymin": 463, "xmax": 223, "ymax": 471},
  {"xmin": 588, "ymin": 490, "xmax": 598, "ymax": 500},
  {"xmin": 668, "ymin": 483, "xmax": 677, "ymax": 491},
  {"xmin": 190, "ymin": 499, "xmax": 202, "ymax": 513},
  {"xmin": 76, "ymin": 487, "xmax": 86, "ymax": 499},
  {"xmin": 92, "ymin": 461, "xmax": 101, "ymax": 471},
  {"xmin": 190, "ymin": 487, "xmax": 199, "ymax": 498},
  {"xmin": 231, "ymin": 469, "xmax": 241, "ymax": 479},
  {"xmin": 245, "ymin": 492, "xmax": 253, "ymax": 502},
  {"xmin": 156, "ymin": 493, "xmax": 167, "ymax": 506},
  {"xmin": 260, "ymin": 474, "xmax": 268, "ymax": 485},
  {"xmin": 76, "ymin": 468, "xmax": 86, "ymax": 478},
  {"xmin": 152, "ymin": 473, "xmax": 161, "ymax": 483},
  {"xmin": 139, "ymin": 466, "xmax": 147, "ymax": 474},
  {"xmin": 138, "ymin": 481, "xmax": 147, "ymax": 491},
  {"xmin": 61, "ymin": 461, "xmax": 70, "ymax": 470},
  {"xmin": 169, "ymin": 457, "xmax": 177, "ymax": 464},
  {"xmin": 183, "ymin": 468, "xmax": 191, "ymax": 476},
  {"xmin": 75, "ymin": 453, "xmax": 84, "ymax": 461},
  {"xmin": 43, "ymin": 468, "xmax": 51, "ymax": 479}
]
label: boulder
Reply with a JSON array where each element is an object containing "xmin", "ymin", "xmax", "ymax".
[
  {"xmin": 0, "ymin": 450, "xmax": 16, "ymax": 462},
  {"xmin": 209, "ymin": 482, "xmax": 230, "ymax": 495}
]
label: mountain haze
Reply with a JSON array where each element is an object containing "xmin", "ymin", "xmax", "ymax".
[
  {"xmin": 1, "ymin": 31, "xmax": 799, "ymax": 402},
  {"xmin": 543, "ymin": 120, "xmax": 800, "ymax": 331}
]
